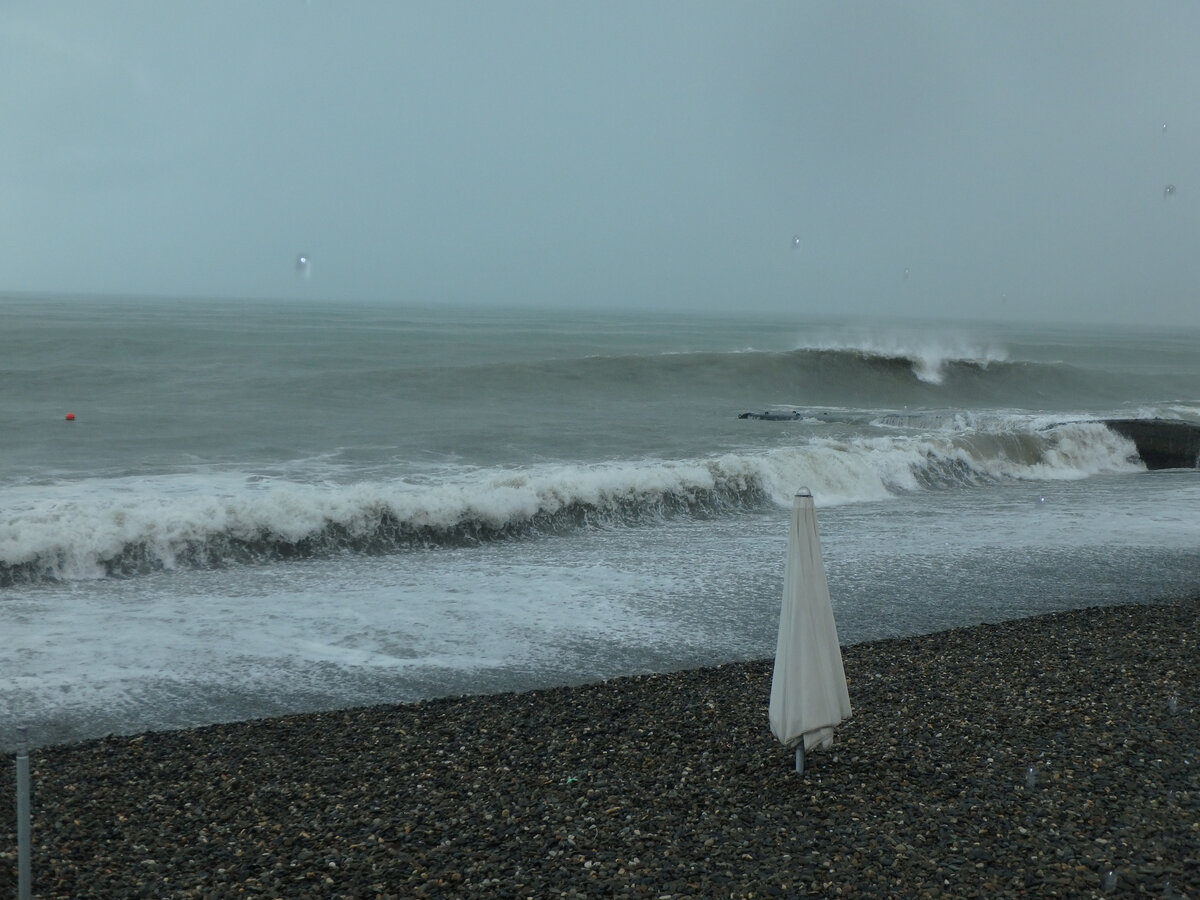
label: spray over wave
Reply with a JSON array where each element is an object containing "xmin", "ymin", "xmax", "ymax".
[{"xmin": 795, "ymin": 329, "xmax": 1009, "ymax": 384}]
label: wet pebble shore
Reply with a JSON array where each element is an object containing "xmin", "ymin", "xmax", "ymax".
[{"xmin": 3, "ymin": 599, "xmax": 1198, "ymax": 898}]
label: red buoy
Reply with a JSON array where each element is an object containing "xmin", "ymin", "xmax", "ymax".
[{"xmin": 65, "ymin": 413, "xmax": 75, "ymax": 421}]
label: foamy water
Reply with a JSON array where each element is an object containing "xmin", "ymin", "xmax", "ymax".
[{"xmin": 3, "ymin": 298, "xmax": 1198, "ymax": 749}]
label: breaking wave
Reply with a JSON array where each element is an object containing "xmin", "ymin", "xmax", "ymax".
[
  {"xmin": 792, "ymin": 333, "xmax": 1009, "ymax": 385},
  {"xmin": 502, "ymin": 341, "xmax": 1139, "ymax": 412},
  {"xmin": 0, "ymin": 421, "xmax": 1140, "ymax": 586}
]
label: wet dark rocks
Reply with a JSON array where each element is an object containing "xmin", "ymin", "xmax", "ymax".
[{"xmin": 2, "ymin": 598, "xmax": 1198, "ymax": 898}]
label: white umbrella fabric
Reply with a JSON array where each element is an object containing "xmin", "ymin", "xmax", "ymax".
[{"xmin": 769, "ymin": 489, "xmax": 852, "ymax": 773}]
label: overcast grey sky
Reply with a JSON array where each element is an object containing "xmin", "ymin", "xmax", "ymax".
[{"xmin": 3, "ymin": 2, "xmax": 1199, "ymax": 326}]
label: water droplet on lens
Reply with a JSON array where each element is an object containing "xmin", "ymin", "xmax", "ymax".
[
  {"xmin": 1025, "ymin": 765, "xmax": 1037, "ymax": 788},
  {"xmin": 1103, "ymin": 869, "xmax": 1118, "ymax": 892},
  {"xmin": 791, "ymin": 235, "xmax": 802, "ymax": 250},
  {"xmin": 295, "ymin": 253, "xmax": 312, "ymax": 278},
  {"xmin": 1168, "ymin": 693, "xmax": 1179, "ymax": 715},
  {"xmin": 1163, "ymin": 184, "xmax": 1176, "ymax": 198},
  {"xmin": 1162, "ymin": 122, "xmax": 1168, "ymax": 133},
  {"xmin": 903, "ymin": 267, "xmax": 910, "ymax": 280}
]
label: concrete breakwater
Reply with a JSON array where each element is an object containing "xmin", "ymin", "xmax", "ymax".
[{"xmin": 1103, "ymin": 418, "xmax": 1200, "ymax": 470}]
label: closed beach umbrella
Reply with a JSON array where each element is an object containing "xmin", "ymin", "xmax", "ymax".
[{"xmin": 769, "ymin": 489, "xmax": 852, "ymax": 773}]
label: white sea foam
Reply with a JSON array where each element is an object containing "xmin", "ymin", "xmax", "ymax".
[
  {"xmin": 5, "ymin": 301, "xmax": 1200, "ymax": 749},
  {"xmin": 0, "ymin": 419, "xmax": 1143, "ymax": 583}
]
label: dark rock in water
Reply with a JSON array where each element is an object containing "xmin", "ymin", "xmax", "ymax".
[
  {"xmin": 738, "ymin": 411, "xmax": 803, "ymax": 421},
  {"xmin": 1103, "ymin": 418, "xmax": 1200, "ymax": 469}
]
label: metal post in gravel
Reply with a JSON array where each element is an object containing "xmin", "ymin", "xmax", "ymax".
[{"xmin": 16, "ymin": 726, "xmax": 32, "ymax": 900}]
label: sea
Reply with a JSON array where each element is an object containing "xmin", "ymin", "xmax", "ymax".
[{"xmin": 3, "ymin": 295, "xmax": 1199, "ymax": 751}]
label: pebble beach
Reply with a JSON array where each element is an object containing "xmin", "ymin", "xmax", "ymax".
[{"xmin": 2, "ymin": 599, "xmax": 1197, "ymax": 899}]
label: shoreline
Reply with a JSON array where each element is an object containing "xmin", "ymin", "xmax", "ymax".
[{"xmin": 3, "ymin": 599, "xmax": 1198, "ymax": 898}]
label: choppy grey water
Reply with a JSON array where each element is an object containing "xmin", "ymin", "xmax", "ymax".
[{"xmin": 3, "ymin": 295, "xmax": 1198, "ymax": 750}]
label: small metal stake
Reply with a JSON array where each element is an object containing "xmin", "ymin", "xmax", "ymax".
[
  {"xmin": 17, "ymin": 726, "xmax": 32, "ymax": 900},
  {"xmin": 794, "ymin": 744, "xmax": 805, "ymax": 774}
]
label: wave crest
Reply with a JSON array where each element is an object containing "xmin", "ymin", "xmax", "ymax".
[
  {"xmin": 795, "ymin": 332, "xmax": 1009, "ymax": 384},
  {"xmin": 0, "ymin": 420, "xmax": 1140, "ymax": 586}
]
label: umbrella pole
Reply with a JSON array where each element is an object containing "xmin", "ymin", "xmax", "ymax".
[
  {"xmin": 794, "ymin": 745, "xmax": 805, "ymax": 774},
  {"xmin": 17, "ymin": 726, "xmax": 32, "ymax": 900}
]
